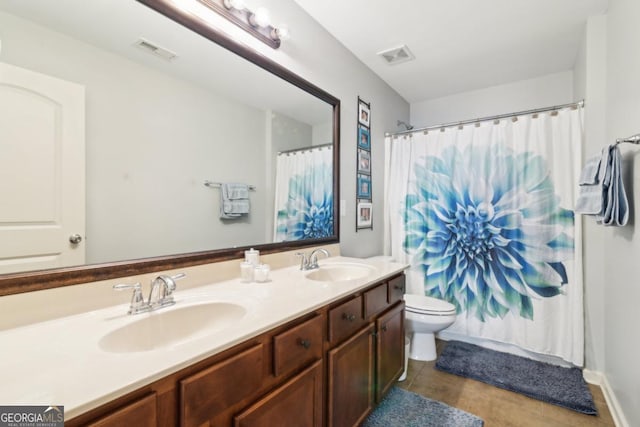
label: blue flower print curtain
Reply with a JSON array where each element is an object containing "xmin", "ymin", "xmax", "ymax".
[
  {"xmin": 273, "ymin": 146, "xmax": 333, "ymax": 241},
  {"xmin": 385, "ymin": 108, "xmax": 585, "ymax": 366}
]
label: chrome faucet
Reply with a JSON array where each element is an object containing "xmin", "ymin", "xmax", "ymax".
[
  {"xmin": 114, "ymin": 273, "xmax": 185, "ymax": 315},
  {"xmin": 296, "ymin": 248, "xmax": 330, "ymax": 270},
  {"xmin": 148, "ymin": 273, "xmax": 185, "ymax": 309}
]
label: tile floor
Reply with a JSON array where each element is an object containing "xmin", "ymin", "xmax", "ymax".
[{"xmin": 397, "ymin": 341, "xmax": 616, "ymax": 427}]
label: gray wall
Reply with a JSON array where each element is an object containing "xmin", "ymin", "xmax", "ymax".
[{"xmin": 603, "ymin": 0, "xmax": 640, "ymax": 424}]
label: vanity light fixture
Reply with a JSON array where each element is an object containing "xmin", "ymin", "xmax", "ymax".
[{"xmin": 197, "ymin": 0, "xmax": 288, "ymax": 49}]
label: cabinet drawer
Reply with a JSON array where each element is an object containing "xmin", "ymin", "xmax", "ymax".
[
  {"xmin": 87, "ymin": 393, "xmax": 157, "ymax": 427},
  {"xmin": 387, "ymin": 275, "xmax": 405, "ymax": 305},
  {"xmin": 328, "ymin": 296, "xmax": 364, "ymax": 345},
  {"xmin": 180, "ymin": 343, "xmax": 265, "ymax": 427},
  {"xmin": 234, "ymin": 360, "xmax": 323, "ymax": 427},
  {"xmin": 364, "ymin": 283, "xmax": 388, "ymax": 319},
  {"xmin": 273, "ymin": 315, "xmax": 323, "ymax": 377}
]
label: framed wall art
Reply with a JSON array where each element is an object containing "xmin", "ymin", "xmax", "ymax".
[
  {"xmin": 357, "ymin": 201, "xmax": 372, "ymax": 228},
  {"xmin": 357, "ymin": 174, "xmax": 371, "ymax": 199},
  {"xmin": 356, "ymin": 96, "xmax": 372, "ymax": 230},
  {"xmin": 357, "ymin": 149, "xmax": 371, "ymax": 174}
]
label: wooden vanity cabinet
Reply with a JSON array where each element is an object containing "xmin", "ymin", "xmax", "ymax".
[
  {"xmin": 326, "ymin": 274, "xmax": 406, "ymax": 427},
  {"xmin": 66, "ymin": 273, "xmax": 405, "ymax": 427},
  {"xmin": 180, "ymin": 314, "xmax": 324, "ymax": 427}
]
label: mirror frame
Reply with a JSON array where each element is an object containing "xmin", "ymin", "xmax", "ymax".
[{"xmin": 0, "ymin": 0, "xmax": 340, "ymax": 297}]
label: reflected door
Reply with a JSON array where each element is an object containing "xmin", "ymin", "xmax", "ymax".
[{"xmin": 0, "ymin": 62, "xmax": 85, "ymax": 274}]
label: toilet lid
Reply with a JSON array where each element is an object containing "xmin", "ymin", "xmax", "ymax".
[{"xmin": 404, "ymin": 294, "xmax": 457, "ymax": 315}]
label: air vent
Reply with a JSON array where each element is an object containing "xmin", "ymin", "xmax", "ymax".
[
  {"xmin": 134, "ymin": 38, "xmax": 177, "ymax": 61},
  {"xmin": 377, "ymin": 44, "xmax": 415, "ymax": 65}
]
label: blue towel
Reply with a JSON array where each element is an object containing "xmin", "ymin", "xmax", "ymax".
[
  {"xmin": 219, "ymin": 183, "xmax": 250, "ymax": 219},
  {"xmin": 575, "ymin": 145, "xmax": 628, "ymax": 226}
]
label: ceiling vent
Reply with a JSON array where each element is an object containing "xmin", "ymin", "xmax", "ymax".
[
  {"xmin": 134, "ymin": 38, "xmax": 177, "ymax": 61},
  {"xmin": 377, "ymin": 44, "xmax": 415, "ymax": 65}
]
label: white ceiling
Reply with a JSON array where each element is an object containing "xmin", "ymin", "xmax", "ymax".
[{"xmin": 293, "ymin": 0, "xmax": 609, "ymax": 103}]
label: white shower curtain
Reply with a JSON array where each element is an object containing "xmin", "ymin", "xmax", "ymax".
[
  {"xmin": 273, "ymin": 146, "xmax": 333, "ymax": 241},
  {"xmin": 384, "ymin": 108, "xmax": 585, "ymax": 366}
]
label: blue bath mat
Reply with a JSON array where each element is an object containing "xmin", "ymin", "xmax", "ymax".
[
  {"xmin": 363, "ymin": 387, "xmax": 483, "ymax": 427},
  {"xmin": 435, "ymin": 340, "xmax": 597, "ymax": 415}
]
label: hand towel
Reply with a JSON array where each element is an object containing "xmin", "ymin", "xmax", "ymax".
[
  {"xmin": 223, "ymin": 183, "xmax": 250, "ymax": 200},
  {"xmin": 575, "ymin": 145, "xmax": 628, "ymax": 226},
  {"xmin": 219, "ymin": 183, "xmax": 250, "ymax": 219},
  {"xmin": 575, "ymin": 148, "xmax": 609, "ymax": 215}
]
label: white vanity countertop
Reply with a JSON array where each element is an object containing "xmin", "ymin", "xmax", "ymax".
[{"xmin": 0, "ymin": 256, "xmax": 408, "ymax": 420}]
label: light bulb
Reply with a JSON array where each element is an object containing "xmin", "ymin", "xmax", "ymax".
[
  {"xmin": 250, "ymin": 7, "xmax": 270, "ymax": 27},
  {"xmin": 223, "ymin": 0, "xmax": 245, "ymax": 9},
  {"xmin": 272, "ymin": 26, "xmax": 290, "ymax": 41}
]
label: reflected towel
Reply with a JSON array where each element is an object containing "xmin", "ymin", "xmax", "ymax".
[
  {"xmin": 219, "ymin": 183, "xmax": 250, "ymax": 219},
  {"xmin": 224, "ymin": 183, "xmax": 249, "ymax": 200},
  {"xmin": 575, "ymin": 145, "xmax": 628, "ymax": 226}
]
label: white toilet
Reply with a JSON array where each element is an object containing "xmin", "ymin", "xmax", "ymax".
[{"xmin": 404, "ymin": 294, "xmax": 457, "ymax": 361}]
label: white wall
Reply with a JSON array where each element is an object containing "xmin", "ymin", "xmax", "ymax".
[
  {"xmin": 410, "ymin": 71, "xmax": 574, "ymax": 127},
  {"xmin": 573, "ymin": 15, "xmax": 608, "ymax": 374},
  {"xmin": 0, "ymin": 11, "xmax": 273, "ymax": 263},
  {"xmin": 603, "ymin": 0, "xmax": 640, "ymax": 424}
]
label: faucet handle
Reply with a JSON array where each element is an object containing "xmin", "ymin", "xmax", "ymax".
[
  {"xmin": 113, "ymin": 283, "xmax": 147, "ymax": 314},
  {"xmin": 295, "ymin": 252, "xmax": 309, "ymax": 270},
  {"xmin": 169, "ymin": 273, "xmax": 186, "ymax": 289},
  {"xmin": 113, "ymin": 283, "xmax": 141, "ymax": 291}
]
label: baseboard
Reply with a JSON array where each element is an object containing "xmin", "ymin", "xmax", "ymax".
[{"xmin": 583, "ymin": 369, "xmax": 629, "ymax": 427}]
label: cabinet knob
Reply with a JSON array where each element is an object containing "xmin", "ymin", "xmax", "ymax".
[
  {"xmin": 381, "ymin": 325, "xmax": 388, "ymax": 332},
  {"xmin": 342, "ymin": 313, "xmax": 356, "ymax": 322},
  {"xmin": 298, "ymin": 338, "xmax": 311, "ymax": 349},
  {"xmin": 394, "ymin": 285, "xmax": 403, "ymax": 290}
]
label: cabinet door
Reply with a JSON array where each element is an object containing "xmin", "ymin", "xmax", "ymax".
[
  {"xmin": 327, "ymin": 324, "xmax": 375, "ymax": 427},
  {"xmin": 375, "ymin": 303, "xmax": 405, "ymax": 402},
  {"xmin": 87, "ymin": 393, "xmax": 156, "ymax": 427},
  {"xmin": 234, "ymin": 360, "xmax": 323, "ymax": 427}
]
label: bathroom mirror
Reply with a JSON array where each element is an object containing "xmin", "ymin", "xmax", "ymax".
[{"xmin": 0, "ymin": 0, "xmax": 340, "ymax": 295}]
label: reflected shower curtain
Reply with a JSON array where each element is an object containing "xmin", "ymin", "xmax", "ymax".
[
  {"xmin": 273, "ymin": 146, "xmax": 333, "ymax": 241},
  {"xmin": 384, "ymin": 108, "xmax": 585, "ymax": 366}
]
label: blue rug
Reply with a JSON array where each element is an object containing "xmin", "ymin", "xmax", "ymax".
[
  {"xmin": 363, "ymin": 387, "xmax": 483, "ymax": 427},
  {"xmin": 435, "ymin": 340, "xmax": 597, "ymax": 415}
]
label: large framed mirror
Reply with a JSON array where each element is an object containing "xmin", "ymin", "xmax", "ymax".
[{"xmin": 0, "ymin": 0, "xmax": 340, "ymax": 295}]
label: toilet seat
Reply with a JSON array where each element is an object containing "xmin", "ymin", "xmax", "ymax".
[{"xmin": 404, "ymin": 294, "xmax": 456, "ymax": 316}]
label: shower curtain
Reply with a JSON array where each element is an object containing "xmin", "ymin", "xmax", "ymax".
[
  {"xmin": 273, "ymin": 146, "xmax": 333, "ymax": 241},
  {"xmin": 384, "ymin": 108, "xmax": 585, "ymax": 366}
]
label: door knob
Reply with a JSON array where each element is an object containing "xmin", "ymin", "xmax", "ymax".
[{"xmin": 69, "ymin": 234, "xmax": 83, "ymax": 244}]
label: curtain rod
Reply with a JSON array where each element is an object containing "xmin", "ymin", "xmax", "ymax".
[
  {"xmin": 385, "ymin": 100, "xmax": 585, "ymax": 137},
  {"xmin": 277, "ymin": 142, "xmax": 332, "ymax": 155}
]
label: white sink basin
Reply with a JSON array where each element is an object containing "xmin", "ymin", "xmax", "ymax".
[
  {"xmin": 305, "ymin": 263, "xmax": 375, "ymax": 282},
  {"xmin": 99, "ymin": 302, "xmax": 246, "ymax": 353}
]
